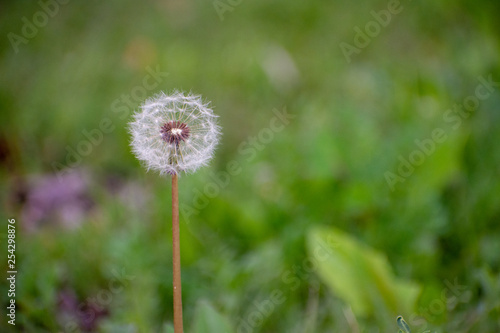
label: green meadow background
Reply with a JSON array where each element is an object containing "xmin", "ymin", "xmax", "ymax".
[{"xmin": 1, "ymin": 0, "xmax": 499, "ymax": 332}]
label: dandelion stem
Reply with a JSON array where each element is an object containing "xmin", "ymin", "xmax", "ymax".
[{"xmin": 172, "ymin": 174, "xmax": 184, "ymax": 332}]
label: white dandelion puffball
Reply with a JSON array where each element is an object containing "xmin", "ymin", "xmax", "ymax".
[{"xmin": 129, "ymin": 91, "xmax": 221, "ymax": 176}]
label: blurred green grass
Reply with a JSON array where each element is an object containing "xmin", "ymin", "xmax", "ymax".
[{"xmin": 1, "ymin": 0, "xmax": 500, "ymax": 332}]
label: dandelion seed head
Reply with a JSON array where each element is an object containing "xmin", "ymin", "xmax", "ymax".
[{"xmin": 129, "ymin": 91, "xmax": 221, "ymax": 176}]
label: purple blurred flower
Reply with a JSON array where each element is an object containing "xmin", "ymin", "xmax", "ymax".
[{"xmin": 21, "ymin": 171, "xmax": 93, "ymax": 231}]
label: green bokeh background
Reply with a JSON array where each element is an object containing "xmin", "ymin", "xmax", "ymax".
[{"xmin": 1, "ymin": 0, "xmax": 500, "ymax": 332}]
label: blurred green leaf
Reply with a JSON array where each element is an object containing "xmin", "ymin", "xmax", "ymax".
[{"xmin": 307, "ymin": 226, "xmax": 421, "ymax": 321}]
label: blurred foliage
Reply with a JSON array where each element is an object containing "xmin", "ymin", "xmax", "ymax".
[
  {"xmin": 307, "ymin": 226, "xmax": 420, "ymax": 329},
  {"xmin": 0, "ymin": 0, "xmax": 500, "ymax": 332},
  {"xmin": 191, "ymin": 300, "xmax": 233, "ymax": 333}
]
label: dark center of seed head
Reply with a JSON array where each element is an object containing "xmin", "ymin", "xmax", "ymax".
[{"xmin": 160, "ymin": 121, "xmax": 190, "ymax": 144}]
